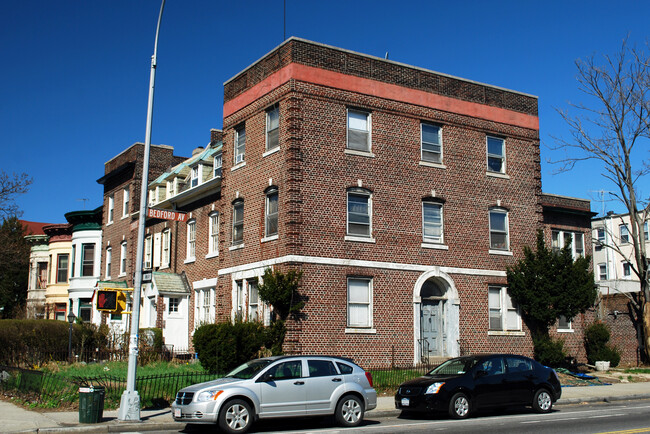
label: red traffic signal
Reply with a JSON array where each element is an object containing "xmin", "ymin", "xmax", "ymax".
[{"xmin": 96, "ymin": 290, "xmax": 118, "ymax": 311}]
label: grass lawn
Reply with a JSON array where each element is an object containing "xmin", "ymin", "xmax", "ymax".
[{"xmin": 39, "ymin": 360, "xmax": 208, "ymax": 378}]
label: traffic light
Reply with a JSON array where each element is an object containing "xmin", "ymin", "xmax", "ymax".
[{"xmin": 97, "ymin": 290, "xmax": 118, "ymax": 311}]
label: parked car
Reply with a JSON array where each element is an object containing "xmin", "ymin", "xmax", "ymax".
[
  {"xmin": 172, "ymin": 355, "xmax": 377, "ymax": 433},
  {"xmin": 395, "ymin": 354, "xmax": 561, "ymax": 419}
]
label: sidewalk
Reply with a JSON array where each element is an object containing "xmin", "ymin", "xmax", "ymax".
[{"xmin": 3, "ymin": 382, "xmax": 650, "ymax": 433}]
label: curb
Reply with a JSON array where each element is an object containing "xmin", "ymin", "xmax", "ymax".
[{"xmin": 557, "ymin": 394, "xmax": 650, "ymax": 405}]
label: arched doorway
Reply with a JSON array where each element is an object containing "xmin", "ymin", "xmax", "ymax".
[{"xmin": 413, "ymin": 269, "xmax": 460, "ymax": 364}]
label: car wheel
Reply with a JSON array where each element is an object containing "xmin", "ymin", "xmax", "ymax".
[
  {"xmin": 532, "ymin": 388, "xmax": 553, "ymax": 413},
  {"xmin": 335, "ymin": 394, "xmax": 364, "ymax": 427},
  {"xmin": 218, "ymin": 399, "xmax": 253, "ymax": 434},
  {"xmin": 448, "ymin": 392, "xmax": 470, "ymax": 419}
]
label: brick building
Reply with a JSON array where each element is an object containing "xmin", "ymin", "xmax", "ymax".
[{"xmin": 102, "ymin": 38, "xmax": 595, "ymax": 367}]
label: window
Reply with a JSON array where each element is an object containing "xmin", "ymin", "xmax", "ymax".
[
  {"xmin": 122, "ymin": 187, "xmax": 130, "ymax": 218},
  {"xmin": 232, "ymin": 200, "xmax": 244, "ymax": 245},
  {"xmin": 108, "ymin": 195, "xmax": 114, "ymax": 224},
  {"xmin": 598, "ymin": 263, "xmax": 608, "ymax": 281},
  {"xmin": 234, "ymin": 125, "xmax": 246, "ymax": 164},
  {"xmin": 81, "ymin": 243, "xmax": 95, "ymax": 277},
  {"xmin": 421, "ymin": 123, "xmax": 442, "ymax": 163},
  {"xmin": 120, "ymin": 242, "xmax": 127, "ymax": 276},
  {"xmin": 248, "ymin": 279, "xmax": 259, "ymax": 321},
  {"xmin": 235, "ymin": 280, "xmax": 244, "ymax": 319},
  {"xmin": 214, "ymin": 153, "xmax": 222, "ymax": 178},
  {"xmin": 620, "ymin": 224, "xmax": 630, "ymax": 243},
  {"xmin": 54, "ymin": 303, "xmax": 66, "ymax": 321},
  {"xmin": 79, "ymin": 298, "xmax": 92, "ymax": 322},
  {"xmin": 190, "ymin": 166, "xmax": 199, "ymax": 187},
  {"xmin": 347, "ymin": 109, "xmax": 370, "ymax": 152},
  {"xmin": 488, "ymin": 286, "xmax": 520, "ymax": 331},
  {"xmin": 489, "ymin": 208, "xmax": 509, "ymax": 250},
  {"xmin": 186, "ymin": 220, "xmax": 196, "ymax": 260},
  {"xmin": 162, "ymin": 229, "xmax": 171, "ymax": 267},
  {"xmin": 265, "ymin": 188, "xmax": 279, "ymax": 238},
  {"xmin": 422, "ymin": 202, "xmax": 443, "ymax": 244},
  {"xmin": 487, "ymin": 136, "xmax": 505, "ymax": 173},
  {"xmin": 37, "ymin": 262, "xmax": 47, "ymax": 289},
  {"xmin": 558, "ymin": 315, "xmax": 572, "ymax": 331},
  {"xmin": 574, "ymin": 232, "xmax": 584, "ymax": 257},
  {"xmin": 208, "ymin": 212, "xmax": 219, "ymax": 255},
  {"xmin": 168, "ymin": 297, "xmax": 179, "ymax": 314},
  {"xmin": 144, "ymin": 235, "xmax": 152, "ymax": 269},
  {"xmin": 105, "ymin": 247, "xmax": 112, "ymax": 279},
  {"xmin": 644, "ymin": 221, "xmax": 648, "ymax": 241},
  {"xmin": 70, "ymin": 245, "xmax": 76, "ymax": 278},
  {"xmin": 623, "ymin": 262, "xmax": 632, "ymax": 278},
  {"xmin": 347, "ymin": 189, "xmax": 372, "ymax": 238},
  {"xmin": 268, "ymin": 361, "xmax": 302, "ymax": 380},
  {"xmin": 266, "ymin": 105, "xmax": 280, "ymax": 151},
  {"xmin": 57, "ymin": 254, "xmax": 69, "ymax": 283},
  {"xmin": 347, "ymin": 277, "xmax": 372, "ymax": 328},
  {"xmin": 166, "ymin": 180, "xmax": 175, "ymax": 198},
  {"xmin": 195, "ymin": 288, "xmax": 215, "ymax": 327},
  {"xmin": 552, "ymin": 230, "xmax": 584, "ymax": 259},
  {"xmin": 597, "ymin": 228, "xmax": 606, "ymax": 248},
  {"xmin": 308, "ymin": 360, "xmax": 337, "ymax": 377}
]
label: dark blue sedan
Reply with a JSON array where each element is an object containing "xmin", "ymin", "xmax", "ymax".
[{"xmin": 395, "ymin": 354, "xmax": 561, "ymax": 419}]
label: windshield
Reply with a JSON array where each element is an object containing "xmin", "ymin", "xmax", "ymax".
[
  {"xmin": 427, "ymin": 357, "xmax": 479, "ymax": 376},
  {"xmin": 225, "ymin": 359, "xmax": 273, "ymax": 379}
]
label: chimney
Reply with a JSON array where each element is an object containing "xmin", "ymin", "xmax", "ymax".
[
  {"xmin": 210, "ymin": 128, "xmax": 223, "ymax": 145},
  {"xmin": 192, "ymin": 147, "xmax": 204, "ymax": 156}
]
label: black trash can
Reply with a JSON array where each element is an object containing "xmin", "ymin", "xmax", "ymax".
[{"xmin": 79, "ymin": 386, "xmax": 105, "ymax": 423}]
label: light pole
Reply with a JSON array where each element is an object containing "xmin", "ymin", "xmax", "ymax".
[
  {"xmin": 67, "ymin": 311, "xmax": 76, "ymax": 362},
  {"xmin": 118, "ymin": 0, "xmax": 166, "ymax": 421}
]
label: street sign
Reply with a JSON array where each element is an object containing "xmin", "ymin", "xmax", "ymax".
[{"xmin": 147, "ymin": 208, "xmax": 187, "ymax": 222}]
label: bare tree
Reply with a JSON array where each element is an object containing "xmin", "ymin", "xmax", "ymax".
[
  {"xmin": 0, "ymin": 170, "xmax": 32, "ymax": 219},
  {"xmin": 553, "ymin": 38, "xmax": 650, "ymax": 361}
]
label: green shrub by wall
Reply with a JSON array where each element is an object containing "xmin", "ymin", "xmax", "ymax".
[{"xmin": 584, "ymin": 322, "xmax": 621, "ymax": 367}]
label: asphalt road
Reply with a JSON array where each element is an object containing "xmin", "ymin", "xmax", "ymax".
[{"xmin": 147, "ymin": 400, "xmax": 650, "ymax": 434}]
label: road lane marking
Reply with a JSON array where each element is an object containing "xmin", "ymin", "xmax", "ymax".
[{"xmin": 595, "ymin": 429, "xmax": 650, "ymax": 434}]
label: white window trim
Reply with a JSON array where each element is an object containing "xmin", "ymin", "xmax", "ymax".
[
  {"xmin": 208, "ymin": 212, "xmax": 219, "ymax": 257},
  {"xmin": 420, "ymin": 122, "xmax": 443, "ymax": 164},
  {"xmin": 346, "ymin": 277, "xmax": 373, "ymax": 330},
  {"xmin": 190, "ymin": 164, "xmax": 201, "ymax": 188},
  {"xmin": 119, "ymin": 241, "xmax": 127, "ymax": 277},
  {"xmin": 557, "ymin": 316, "xmax": 574, "ymax": 333},
  {"xmin": 213, "ymin": 153, "xmax": 223, "ymax": 178},
  {"xmin": 346, "ymin": 189, "xmax": 373, "ymax": 239},
  {"xmin": 185, "ymin": 220, "xmax": 196, "ymax": 263},
  {"xmin": 598, "ymin": 263, "xmax": 608, "ymax": 281},
  {"xmin": 161, "ymin": 229, "xmax": 171, "ymax": 269},
  {"xmin": 232, "ymin": 201, "xmax": 244, "ymax": 246},
  {"xmin": 262, "ymin": 147, "xmax": 280, "ymax": 158},
  {"xmin": 486, "ymin": 135, "xmax": 506, "ymax": 174},
  {"xmin": 486, "ymin": 171, "xmax": 511, "ymax": 180},
  {"xmin": 234, "ymin": 125, "xmax": 245, "ymax": 165},
  {"xmin": 266, "ymin": 105, "xmax": 280, "ymax": 152},
  {"xmin": 261, "ymin": 234, "xmax": 279, "ymax": 243},
  {"xmin": 422, "ymin": 202, "xmax": 444, "ymax": 245},
  {"xmin": 105, "ymin": 247, "xmax": 112, "ymax": 279},
  {"xmin": 489, "ymin": 208, "xmax": 510, "ymax": 252},
  {"xmin": 122, "ymin": 187, "xmax": 130, "ymax": 219},
  {"xmin": 421, "ymin": 243, "xmax": 449, "ymax": 250},
  {"xmin": 144, "ymin": 235, "xmax": 152, "ymax": 269},
  {"xmin": 107, "ymin": 195, "xmax": 114, "ymax": 225},
  {"xmin": 231, "ymin": 161, "xmax": 247, "ymax": 172},
  {"xmin": 622, "ymin": 261, "xmax": 632, "ymax": 279},
  {"xmin": 419, "ymin": 161, "xmax": 447, "ymax": 169},
  {"xmin": 488, "ymin": 286, "xmax": 522, "ymax": 333},
  {"xmin": 346, "ymin": 109, "xmax": 371, "ymax": 153},
  {"xmin": 265, "ymin": 189, "xmax": 279, "ymax": 238}
]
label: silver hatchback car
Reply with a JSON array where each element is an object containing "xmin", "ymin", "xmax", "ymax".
[{"xmin": 171, "ymin": 355, "xmax": 377, "ymax": 433}]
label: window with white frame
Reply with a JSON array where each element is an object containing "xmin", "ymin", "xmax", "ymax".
[
  {"xmin": 347, "ymin": 109, "xmax": 370, "ymax": 152},
  {"xmin": 551, "ymin": 230, "xmax": 584, "ymax": 259},
  {"xmin": 166, "ymin": 180, "xmax": 175, "ymax": 198},
  {"xmin": 122, "ymin": 187, "xmax": 130, "ymax": 218},
  {"xmin": 108, "ymin": 195, "xmax": 114, "ymax": 224},
  {"xmin": 265, "ymin": 188, "xmax": 278, "ymax": 238},
  {"xmin": 144, "ymin": 235, "xmax": 152, "ymax": 269},
  {"xmin": 347, "ymin": 277, "xmax": 372, "ymax": 328},
  {"xmin": 213, "ymin": 153, "xmax": 222, "ymax": 178},
  {"xmin": 81, "ymin": 243, "xmax": 95, "ymax": 277},
  {"xmin": 234, "ymin": 125, "xmax": 246, "ymax": 164},
  {"xmin": 421, "ymin": 123, "xmax": 442, "ymax": 163},
  {"xmin": 190, "ymin": 165, "xmax": 200, "ymax": 188},
  {"xmin": 487, "ymin": 136, "xmax": 505, "ymax": 173},
  {"xmin": 248, "ymin": 279, "xmax": 259, "ymax": 321},
  {"xmin": 168, "ymin": 297, "xmax": 179, "ymax": 314},
  {"xmin": 232, "ymin": 200, "xmax": 244, "ymax": 245},
  {"xmin": 622, "ymin": 261, "xmax": 632, "ymax": 278},
  {"xmin": 70, "ymin": 245, "xmax": 76, "ymax": 278},
  {"xmin": 347, "ymin": 188, "xmax": 372, "ymax": 238},
  {"xmin": 595, "ymin": 227, "xmax": 605, "ymax": 251},
  {"xmin": 558, "ymin": 315, "xmax": 572, "ymax": 331},
  {"xmin": 105, "ymin": 247, "xmax": 112, "ymax": 279},
  {"xmin": 488, "ymin": 286, "xmax": 520, "ymax": 331},
  {"xmin": 186, "ymin": 220, "xmax": 196, "ymax": 260},
  {"xmin": 598, "ymin": 263, "xmax": 608, "ymax": 281},
  {"xmin": 620, "ymin": 224, "xmax": 630, "ymax": 243},
  {"xmin": 120, "ymin": 241, "xmax": 127, "ymax": 276},
  {"xmin": 644, "ymin": 221, "xmax": 648, "ymax": 241},
  {"xmin": 489, "ymin": 208, "xmax": 509, "ymax": 250},
  {"xmin": 57, "ymin": 254, "xmax": 69, "ymax": 283},
  {"xmin": 208, "ymin": 212, "xmax": 219, "ymax": 255},
  {"xmin": 195, "ymin": 287, "xmax": 215, "ymax": 327},
  {"xmin": 162, "ymin": 229, "xmax": 170, "ymax": 267},
  {"xmin": 266, "ymin": 105, "xmax": 279, "ymax": 151},
  {"xmin": 422, "ymin": 201, "xmax": 443, "ymax": 244},
  {"xmin": 235, "ymin": 280, "xmax": 244, "ymax": 319}
]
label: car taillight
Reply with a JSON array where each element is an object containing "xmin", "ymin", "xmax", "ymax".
[{"xmin": 365, "ymin": 371, "xmax": 373, "ymax": 388}]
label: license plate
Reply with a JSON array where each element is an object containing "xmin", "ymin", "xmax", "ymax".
[
  {"xmin": 174, "ymin": 408, "xmax": 181, "ymax": 418},
  {"xmin": 401, "ymin": 398, "xmax": 410, "ymax": 407}
]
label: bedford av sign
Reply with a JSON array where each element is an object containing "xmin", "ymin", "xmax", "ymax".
[{"xmin": 147, "ymin": 208, "xmax": 187, "ymax": 222}]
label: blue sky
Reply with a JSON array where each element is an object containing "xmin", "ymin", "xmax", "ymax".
[{"xmin": 2, "ymin": 0, "xmax": 648, "ymax": 223}]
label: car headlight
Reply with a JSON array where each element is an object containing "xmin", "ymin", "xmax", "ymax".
[
  {"xmin": 196, "ymin": 390, "xmax": 224, "ymax": 402},
  {"xmin": 424, "ymin": 382, "xmax": 445, "ymax": 395}
]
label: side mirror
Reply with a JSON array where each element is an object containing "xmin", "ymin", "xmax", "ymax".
[{"xmin": 258, "ymin": 372, "xmax": 275, "ymax": 383}]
